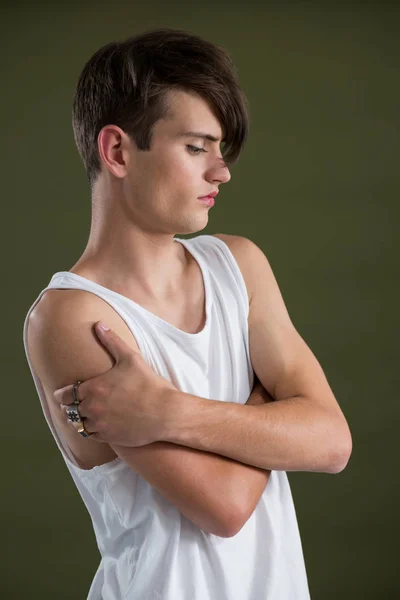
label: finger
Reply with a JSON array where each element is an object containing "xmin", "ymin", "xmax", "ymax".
[
  {"xmin": 68, "ymin": 419, "xmax": 84, "ymax": 433},
  {"xmin": 54, "ymin": 381, "xmax": 85, "ymax": 407},
  {"xmin": 70, "ymin": 421, "xmax": 103, "ymax": 444},
  {"xmin": 85, "ymin": 433, "xmax": 102, "ymax": 444},
  {"xmin": 94, "ymin": 321, "xmax": 139, "ymax": 364},
  {"xmin": 61, "ymin": 402, "xmax": 88, "ymax": 420},
  {"xmin": 64, "ymin": 412, "xmax": 97, "ymax": 438},
  {"xmin": 59, "ymin": 404, "xmax": 102, "ymax": 443}
]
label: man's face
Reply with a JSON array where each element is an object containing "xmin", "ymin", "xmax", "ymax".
[{"xmin": 122, "ymin": 89, "xmax": 231, "ymax": 236}]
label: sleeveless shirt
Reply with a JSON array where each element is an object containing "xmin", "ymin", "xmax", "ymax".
[{"xmin": 23, "ymin": 234, "xmax": 310, "ymax": 600}]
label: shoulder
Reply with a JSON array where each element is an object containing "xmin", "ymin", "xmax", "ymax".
[
  {"xmin": 211, "ymin": 233, "xmax": 265, "ymax": 261},
  {"xmin": 29, "ymin": 287, "xmax": 132, "ymax": 333},
  {"xmin": 211, "ymin": 233, "xmax": 272, "ymax": 305},
  {"xmin": 211, "ymin": 232, "xmax": 252, "ymax": 252},
  {"xmin": 28, "ymin": 289, "xmax": 105, "ymax": 350},
  {"xmin": 29, "ymin": 288, "xmax": 100, "ymax": 328},
  {"xmin": 27, "ymin": 287, "xmax": 139, "ymax": 369}
]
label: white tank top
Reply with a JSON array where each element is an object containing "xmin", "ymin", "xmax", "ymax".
[{"xmin": 23, "ymin": 234, "xmax": 310, "ymax": 600}]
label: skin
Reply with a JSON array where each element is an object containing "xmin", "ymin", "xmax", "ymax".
[
  {"xmin": 66, "ymin": 86, "xmax": 271, "ymax": 445},
  {"xmin": 51, "ymin": 87, "xmax": 351, "ymax": 473},
  {"xmin": 29, "ymin": 87, "xmax": 351, "ymax": 535},
  {"xmin": 71, "ymin": 88, "xmax": 231, "ymax": 299},
  {"xmin": 28, "ymin": 89, "xmax": 275, "ymax": 535},
  {"xmin": 61, "ymin": 87, "xmax": 233, "ymax": 443},
  {"xmin": 56, "ymin": 322, "xmax": 272, "ymax": 447}
]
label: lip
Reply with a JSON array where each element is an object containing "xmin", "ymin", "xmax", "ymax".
[
  {"xmin": 198, "ymin": 196, "xmax": 215, "ymax": 207},
  {"xmin": 198, "ymin": 190, "xmax": 218, "ymax": 199}
]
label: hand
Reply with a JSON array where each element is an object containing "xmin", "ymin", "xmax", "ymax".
[
  {"xmin": 55, "ymin": 322, "xmax": 178, "ymax": 447},
  {"xmin": 246, "ymin": 375, "xmax": 275, "ymax": 406}
]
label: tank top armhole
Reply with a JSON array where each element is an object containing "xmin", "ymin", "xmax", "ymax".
[{"xmin": 200, "ymin": 234, "xmax": 251, "ymax": 319}]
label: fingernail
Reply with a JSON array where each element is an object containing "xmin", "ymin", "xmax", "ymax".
[{"xmin": 98, "ymin": 321, "xmax": 110, "ymax": 331}]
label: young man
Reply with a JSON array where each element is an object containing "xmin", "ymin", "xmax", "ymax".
[{"xmin": 23, "ymin": 28, "xmax": 352, "ymax": 599}]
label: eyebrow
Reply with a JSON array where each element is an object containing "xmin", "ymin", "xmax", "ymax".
[{"xmin": 177, "ymin": 131, "xmax": 222, "ymax": 143}]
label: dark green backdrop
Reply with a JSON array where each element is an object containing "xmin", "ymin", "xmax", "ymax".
[{"xmin": 4, "ymin": 2, "xmax": 399, "ymax": 598}]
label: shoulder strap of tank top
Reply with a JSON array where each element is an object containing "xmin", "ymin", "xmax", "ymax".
[{"xmin": 186, "ymin": 234, "xmax": 250, "ymax": 319}]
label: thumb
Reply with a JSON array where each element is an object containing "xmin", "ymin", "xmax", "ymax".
[{"xmin": 94, "ymin": 321, "xmax": 134, "ymax": 364}]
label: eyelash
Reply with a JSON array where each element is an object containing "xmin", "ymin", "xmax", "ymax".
[{"xmin": 186, "ymin": 145, "xmax": 207, "ymax": 155}]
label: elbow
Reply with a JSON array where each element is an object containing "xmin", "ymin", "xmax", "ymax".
[
  {"xmin": 221, "ymin": 502, "xmax": 253, "ymax": 538},
  {"xmin": 195, "ymin": 509, "xmax": 239, "ymax": 539},
  {"xmin": 214, "ymin": 505, "xmax": 246, "ymax": 539},
  {"xmin": 326, "ymin": 425, "xmax": 353, "ymax": 474},
  {"xmin": 222, "ymin": 518, "xmax": 245, "ymax": 539}
]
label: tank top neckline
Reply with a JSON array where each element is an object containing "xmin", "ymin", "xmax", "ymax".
[{"xmin": 49, "ymin": 236, "xmax": 212, "ymax": 341}]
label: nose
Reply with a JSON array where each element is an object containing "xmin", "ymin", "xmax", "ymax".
[{"xmin": 206, "ymin": 158, "xmax": 231, "ymax": 185}]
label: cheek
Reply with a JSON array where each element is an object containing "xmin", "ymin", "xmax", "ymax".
[
  {"xmin": 163, "ymin": 160, "xmax": 197, "ymax": 192},
  {"xmin": 146, "ymin": 151, "xmax": 201, "ymax": 201},
  {"xmin": 176, "ymin": 157, "xmax": 204, "ymax": 191}
]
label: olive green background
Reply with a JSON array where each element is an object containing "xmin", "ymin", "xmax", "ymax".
[{"xmin": 3, "ymin": 1, "xmax": 399, "ymax": 598}]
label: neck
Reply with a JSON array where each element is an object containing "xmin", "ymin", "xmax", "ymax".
[{"xmin": 71, "ymin": 199, "xmax": 188, "ymax": 300}]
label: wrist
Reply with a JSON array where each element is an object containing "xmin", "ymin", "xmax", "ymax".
[
  {"xmin": 159, "ymin": 388, "xmax": 188, "ymax": 442},
  {"xmin": 161, "ymin": 389, "xmax": 212, "ymax": 444}
]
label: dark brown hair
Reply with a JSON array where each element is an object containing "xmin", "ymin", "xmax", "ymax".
[{"xmin": 72, "ymin": 28, "xmax": 249, "ymax": 187}]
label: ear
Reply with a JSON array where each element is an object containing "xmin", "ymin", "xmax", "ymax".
[{"xmin": 97, "ymin": 125, "xmax": 130, "ymax": 179}]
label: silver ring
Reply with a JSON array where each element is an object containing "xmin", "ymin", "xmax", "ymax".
[
  {"xmin": 72, "ymin": 381, "xmax": 82, "ymax": 405},
  {"xmin": 66, "ymin": 404, "xmax": 82, "ymax": 424}
]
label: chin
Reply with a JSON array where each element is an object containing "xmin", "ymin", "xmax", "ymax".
[{"xmin": 174, "ymin": 215, "xmax": 209, "ymax": 236}]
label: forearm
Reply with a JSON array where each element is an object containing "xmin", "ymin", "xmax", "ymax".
[
  {"xmin": 164, "ymin": 390, "xmax": 350, "ymax": 474},
  {"xmin": 219, "ymin": 455, "xmax": 271, "ymax": 523},
  {"xmin": 214, "ymin": 383, "xmax": 271, "ymax": 518},
  {"xmin": 184, "ymin": 382, "xmax": 272, "ymax": 521}
]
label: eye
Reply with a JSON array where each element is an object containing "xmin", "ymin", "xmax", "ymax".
[{"xmin": 186, "ymin": 145, "xmax": 207, "ymax": 155}]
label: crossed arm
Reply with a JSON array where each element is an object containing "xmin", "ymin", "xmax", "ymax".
[
  {"xmin": 28, "ymin": 291, "xmax": 273, "ymax": 539},
  {"xmin": 107, "ymin": 235, "xmax": 351, "ymax": 530},
  {"xmin": 164, "ymin": 345, "xmax": 352, "ymax": 474},
  {"xmin": 30, "ymin": 235, "xmax": 352, "ymax": 538},
  {"xmin": 186, "ymin": 234, "xmax": 352, "ymax": 475}
]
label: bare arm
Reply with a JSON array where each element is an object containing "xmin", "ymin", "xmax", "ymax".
[
  {"xmin": 162, "ymin": 235, "xmax": 352, "ymax": 475},
  {"xmin": 27, "ymin": 289, "xmax": 270, "ymax": 537}
]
